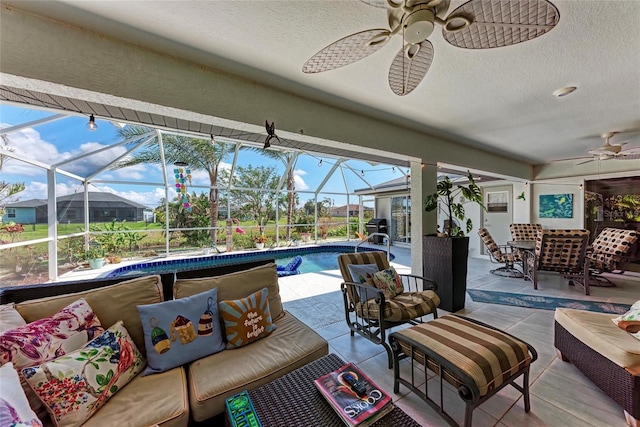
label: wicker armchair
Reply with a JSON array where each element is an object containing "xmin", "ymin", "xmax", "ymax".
[
  {"xmin": 338, "ymin": 251, "xmax": 439, "ymax": 368},
  {"xmin": 586, "ymin": 228, "xmax": 639, "ymax": 285},
  {"xmin": 478, "ymin": 228, "xmax": 521, "ymax": 277},
  {"xmin": 528, "ymin": 229, "xmax": 591, "ymax": 294}
]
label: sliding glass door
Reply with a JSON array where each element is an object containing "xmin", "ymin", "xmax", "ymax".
[{"xmin": 390, "ymin": 196, "xmax": 411, "ymax": 244}]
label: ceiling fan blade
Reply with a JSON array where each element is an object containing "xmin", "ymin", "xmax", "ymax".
[
  {"xmin": 618, "ymin": 146, "xmax": 640, "ymax": 156},
  {"xmin": 388, "ymin": 40, "xmax": 434, "ymax": 96},
  {"xmin": 576, "ymin": 159, "xmax": 595, "ymax": 166},
  {"xmin": 618, "ymin": 153, "xmax": 640, "ymax": 160},
  {"xmin": 550, "ymin": 156, "xmax": 592, "ymax": 162},
  {"xmin": 360, "ymin": 0, "xmax": 394, "ymax": 8},
  {"xmin": 442, "ymin": 0, "xmax": 559, "ymax": 49},
  {"xmin": 302, "ymin": 29, "xmax": 390, "ymax": 73}
]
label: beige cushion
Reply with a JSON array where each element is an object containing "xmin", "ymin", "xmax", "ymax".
[
  {"xmin": 16, "ymin": 275, "xmax": 163, "ymax": 354},
  {"xmin": 555, "ymin": 308, "xmax": 640, "ymax": 372},
  {"xmin": 0, "ymin": 302, "xmax": 27, "ymax": 333},
  {"xmin": 187, "ymin": 311, "xmax": 328, "ymax": 421},
  {"xmin": 174, "ymin": 263, "xmax": 283, "ymax": 320},
  {"xmin": 82, "ymin": 367, "xmax": 188, "ymax": 427}
]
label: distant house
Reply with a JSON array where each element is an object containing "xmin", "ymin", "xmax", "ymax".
[
  {"xmin": 2, "ymin": 192, "xmax": 151, "ymax": 224},
  {"xmin": 330, "ymin": 204, "xmax": 373, "ymax": 217}
]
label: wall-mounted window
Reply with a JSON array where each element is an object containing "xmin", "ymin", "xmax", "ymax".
[
  {"xmin": 7, "ymin": 208, "xmax": 16, "ymax": 218},
  {"xmin": 66, "ymin": 210, "xmax": 76, "ymax": 220}
]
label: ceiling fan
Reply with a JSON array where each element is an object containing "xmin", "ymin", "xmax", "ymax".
[
  {"xmin": 302, "ymin": 0, "xmax": 560, "ymax": 95},
  {"xmin": 553, "ymin": 132, "xmax": 640, "ymax": 165}
]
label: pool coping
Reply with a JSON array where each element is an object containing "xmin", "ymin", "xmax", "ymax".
[{"xmin": 105, "ymin": 244, "xmax": 394, "ymax": 278}]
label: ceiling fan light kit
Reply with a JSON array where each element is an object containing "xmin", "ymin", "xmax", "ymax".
[{"xmin": 303, "ymin": 0, "xmax": 560, "ymax": 95}]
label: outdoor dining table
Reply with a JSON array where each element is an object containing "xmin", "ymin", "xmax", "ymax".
[{"xmin": 508, "ymin": 240, "xmax": 536, "ymax": 281}]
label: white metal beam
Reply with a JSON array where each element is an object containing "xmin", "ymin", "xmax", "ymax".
[{"xmin": 0, "ymin": 113, "xmax": 67, "ymax": 135}]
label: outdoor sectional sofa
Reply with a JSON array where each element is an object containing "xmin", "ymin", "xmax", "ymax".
[
  {"xmin": 554, "ymin": 307, "xmax": 640, "ymax": 426},
  {"xmin": 0, "ymin": 259, "xmax": 329, "ymax": 426}
]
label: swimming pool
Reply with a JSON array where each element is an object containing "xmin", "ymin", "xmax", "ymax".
[{"xmin": 105, "ymin": 245, "xmax": 394, "ymax": 278}]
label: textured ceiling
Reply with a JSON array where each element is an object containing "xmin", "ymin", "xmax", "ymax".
[{"xmin": 4, "ymin": 0, "xmax": 640, "ymax": 165}]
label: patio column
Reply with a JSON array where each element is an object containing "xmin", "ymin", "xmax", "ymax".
[
  {"xmin": 410, "ymin": 162, "xmax": 437, "ymax": 276},
  {"xmin": 47, "ymin": 168, "xmax": 58, "ymax": 281}
]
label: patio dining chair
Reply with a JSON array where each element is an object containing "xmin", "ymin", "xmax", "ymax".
[
  {"xmin": 509, "ymin": 223, "xmax": 542, "ymax": 260},
  {"xmin": 337, "ymin": 251, "xmax": 439, "ymax": 368},
  {"xmin": 478, "ymin": 228, "xmax": 521, "ymax": 277},
  {"xmin": 528, "ymin": 229, "xmax": 591, "ymax": 294},
  {"xmin": 586, "ymin": 228, "xmax": 639, "ymax": 286}
]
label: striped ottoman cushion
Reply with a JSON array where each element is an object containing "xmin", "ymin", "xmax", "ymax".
[{"xmin": 394, "ymin": 315, "xmax": 532, "ymax": 396}]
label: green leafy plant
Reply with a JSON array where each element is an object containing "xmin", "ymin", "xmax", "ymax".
[
  {"xmin": 424, "ymin": 171, "xmax": 484, "ymax": 237},
  {"xmin": 85, "ymin": 245, "xmax": 104, "ymax": 260}
]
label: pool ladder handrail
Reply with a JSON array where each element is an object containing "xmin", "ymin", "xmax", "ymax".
[{"xmin": 355, "ymin": 232, "xmax": 391, "ymax": 261}]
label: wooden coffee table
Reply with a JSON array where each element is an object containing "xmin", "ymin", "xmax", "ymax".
[{"xmin": 244, "ymin": 353, "xmax": 420, "ymax": 427}]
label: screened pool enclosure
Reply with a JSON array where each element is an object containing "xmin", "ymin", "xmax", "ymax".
[{"xmin": 0, "ymin": 104, "xmax": 414, "ymax": 284}]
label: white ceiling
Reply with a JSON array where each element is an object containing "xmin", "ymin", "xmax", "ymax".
[{"xmin": 7, "ymin": 0, "xmax": 640, "ymax": 165}]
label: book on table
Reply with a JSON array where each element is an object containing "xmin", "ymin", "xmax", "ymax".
[{"xmin": 314, "ymin": 362, "xmax": 394, "ymax": 427}]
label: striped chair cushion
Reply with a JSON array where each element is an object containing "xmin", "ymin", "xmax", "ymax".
[
  {"xmin": 338, "ymin": 252, "xmax": 390, "ymax": 304},
  {"xmin": 395, "ymin": 315, "xmax": 531, "ymax": 396},
  {"xmin": 355, "ymin": 290, "xmax": 440, "ymax": 322}
]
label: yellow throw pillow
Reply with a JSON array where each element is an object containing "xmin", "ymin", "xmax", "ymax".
[{"xmin": 219, "ymin": 287, "xmax": 276, "ymax": 349}]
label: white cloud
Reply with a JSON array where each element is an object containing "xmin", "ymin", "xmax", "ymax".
[
  {"xmin": 293, "ymin": 169, "xmax": 309, "ymax": 190},
  {"xmin": 1, "ymin": 124, "xmax": 153, "ymax": 179}
]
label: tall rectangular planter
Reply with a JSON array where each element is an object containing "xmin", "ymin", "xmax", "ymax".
[{"xmin": 422, "ymin": 235, "xmax": 469, "ymax": 312}]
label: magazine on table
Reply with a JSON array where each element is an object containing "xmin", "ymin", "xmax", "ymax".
[{"xmin": 314, "ymin": 362, "xmax": 394, "ymax": 427}]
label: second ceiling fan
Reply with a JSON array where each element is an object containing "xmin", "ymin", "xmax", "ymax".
[{"xmin": 302, "ymin": 0, "xmax": 560, "ymax": 95}]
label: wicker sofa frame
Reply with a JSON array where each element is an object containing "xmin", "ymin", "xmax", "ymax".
[{"xmin": 554, "ymin": 321, "xmax": 640, "ymax": 425}]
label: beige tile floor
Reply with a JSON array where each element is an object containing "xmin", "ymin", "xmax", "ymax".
[{"xmin": 278, "ymin": 249, "xmax": 639, "ymax": 427}]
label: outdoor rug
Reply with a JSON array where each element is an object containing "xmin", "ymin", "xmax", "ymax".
[{"xmin": 467, "ymin": 289, "xmax": 631, "ymax": 314}]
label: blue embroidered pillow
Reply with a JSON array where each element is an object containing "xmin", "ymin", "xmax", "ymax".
[
  {"xmin": 137, "ymin": 288, "xmax": 224, "ymax": 375},
  {"xmin": 346, "ymin": 264, "xmax": 379, "ymax": 284}
]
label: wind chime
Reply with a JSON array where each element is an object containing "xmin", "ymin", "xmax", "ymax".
[{"xmin": 174, "ymin": 161, "xmax": 192, "ymax": 212}]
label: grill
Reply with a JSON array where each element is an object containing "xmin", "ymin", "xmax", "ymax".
[{"xmin": 365, "ymin": 218, "xmax": 388, "ymax": 244}]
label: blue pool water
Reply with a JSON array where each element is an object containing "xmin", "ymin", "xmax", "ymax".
[{"xmin": 106, "ymin": 245, "xmax": 394, "ymax": 278}]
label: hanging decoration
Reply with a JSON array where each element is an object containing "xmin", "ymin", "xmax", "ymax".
[{"xmin": 174, "ymin": 161, "xmax": 192, "ymax": 212}]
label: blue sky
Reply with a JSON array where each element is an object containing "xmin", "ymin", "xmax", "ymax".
[{"xmin": 1, "ymin": 104, "xmax": 402, "ymax": 209}]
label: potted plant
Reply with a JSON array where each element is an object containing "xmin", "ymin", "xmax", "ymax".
[
  {"xmin": 85, "ymin": 245, "xmax": 105, "ymax": 270},
  {"xmin": 423, "ymin": 171, "xmax": 485, "ymax": 312},
  {"xmin": 294, "ymin": 214, "xmax": 313, "ymax": 242},
  {"xmin": 253, "ymin": 234, "xmax": 268, "ymax": 250}
]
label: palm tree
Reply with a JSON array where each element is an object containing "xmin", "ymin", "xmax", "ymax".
[
  {"xmin": 112, "ymin": 126, "xmax": 235, "ymax": 240},
  {"xmin": 248, "ymin": 148, "xmax": 298, "ymax": 240}
]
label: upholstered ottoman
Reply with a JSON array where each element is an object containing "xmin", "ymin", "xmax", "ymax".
[{"xmin": 389, "ymin": 315, "xmax": 537, "ymax": 427}]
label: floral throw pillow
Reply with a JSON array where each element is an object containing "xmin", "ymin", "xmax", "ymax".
[
  {"xmin": 219, "ymin": 287, "xmax": 276, "ymax": 349},
  {"xmin": 22, "ymin": 321, "xmax": 145, "ymax": 427},
  {"xmin": 371, "ymin": 267, "xmax": 404, "ymax": 300},
  {"xmin": 0, "ymin": 298, "xmax": 104, "ymax": 369},
  {"xmin": 612, "ymin": 303, "xmax": 640, "ymax": 333},
  {"xmin": 0, "ymin": 362, "xmax": 43, "ymax": 427},
  {"xmin": 0, "ymin": 298, "xmax": 104, "ymax": 417}
]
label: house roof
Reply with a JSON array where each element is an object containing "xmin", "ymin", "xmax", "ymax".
[
  {"xmin": 5, "ymin": 199, "xmax": 47, "ymax": 208},
  {"xmin": 331, "ymin": 204, "xmax": 373, "ymax": 211},
  {"xmin": 7, "ymin": 192, "xmax": 149, "ymax": 209}
]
